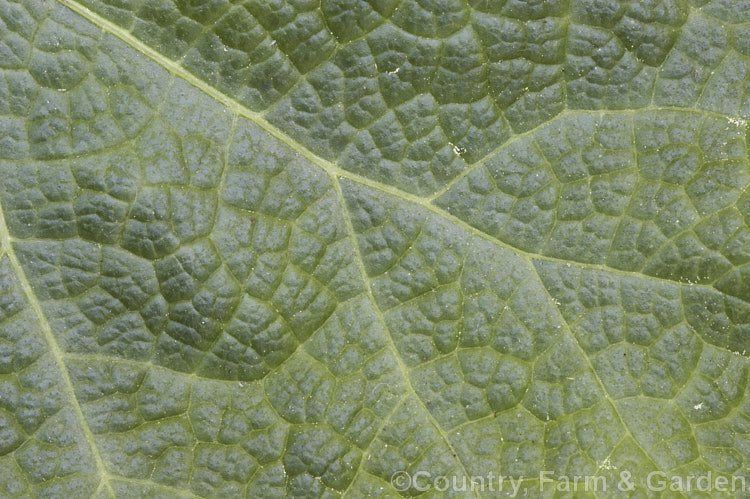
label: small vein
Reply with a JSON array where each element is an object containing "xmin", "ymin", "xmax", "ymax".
[
  {"xmin": 62, "ymin": 352, "xmax": 252, "ymax": 386},
  {"xmin": 427, "ymin": 111, "xmax": 563, "ymax": 202},
  {"xmin": 339, "ymin": 392, "xmax": 410, "ymax": 497},
  {"xmin": 526, "ymin": 259, "xmax": 663, "ymax": 475}
]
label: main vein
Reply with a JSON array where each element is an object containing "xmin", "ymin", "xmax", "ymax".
[{"xmin": 55, "ymin": 0, "xmax": 750, "ymax": 315}]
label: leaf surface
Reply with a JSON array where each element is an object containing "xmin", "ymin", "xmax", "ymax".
[{"xmin": 1, "ymin": 0, "xmax": 750, "ymax": 497}]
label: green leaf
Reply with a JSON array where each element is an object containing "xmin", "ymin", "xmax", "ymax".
[{"xmin": 1, "ymin": 0, "xmax": 750, "ymax": 497}]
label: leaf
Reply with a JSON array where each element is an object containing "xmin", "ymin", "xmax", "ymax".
[{"xmin": 1, "ymin": 0, "xmax": 750, "ymax": 497}]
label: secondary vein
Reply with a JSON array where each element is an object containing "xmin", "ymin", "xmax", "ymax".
[
  {"xmin": 0, "ymin": 200, "xmax": 115, "ymax": 496},
  {"xmin": 331, "ymin": 174, "xmax": 481, "ymax": 498}
]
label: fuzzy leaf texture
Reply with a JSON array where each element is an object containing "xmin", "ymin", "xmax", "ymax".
[{"xmin": 1, "ymin": 0, "xmax": 750, "ymax": 497}]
